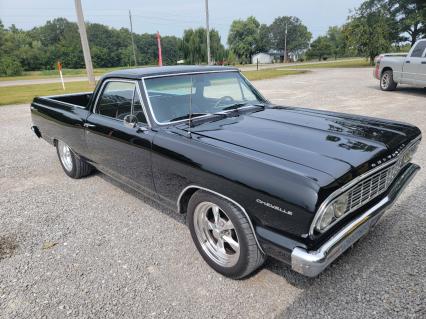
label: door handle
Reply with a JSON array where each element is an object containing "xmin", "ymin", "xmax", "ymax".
[
  {"xmin": 136, "ymin": 126, "xmax": 149, "ymax": 134},
  {"xmin": 83, "ymin": 123, "xmax": 96, "ymax": 128},
  {"xmin": 405, "ymin": 60, "xmax": 410, "ymax": 63}
]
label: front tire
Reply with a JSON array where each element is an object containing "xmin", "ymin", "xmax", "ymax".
[
  {"xmin": 380, "ymin": 70, "xmax": 397, "ymax": 91},
  {"xmin": 187, "ymin": 190, "xmax": 265, "ymax": 279},
  {"xmin": 56, "ymin": 140, "xmax": 93, "ymax": 179}
]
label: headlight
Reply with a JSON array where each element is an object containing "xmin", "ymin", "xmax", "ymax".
[
  {"xmin": 402, "ymin": 142, "xmax": 419, "ymax": 165},
  {"xmin": 317, "ymin": 205, "xmax": 335, "ymax": 231},
  {"xmin": 333, "ymin": 193, "xmax": 349, "ymax": 218},
  {"xmin": 315, "ymin": 193, "xmax": 349, "ymax": 231}
]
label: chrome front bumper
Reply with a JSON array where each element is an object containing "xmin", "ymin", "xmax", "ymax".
[{"xmin": 291, "ymin": 163, "xmax": 420, "ymax": 277}]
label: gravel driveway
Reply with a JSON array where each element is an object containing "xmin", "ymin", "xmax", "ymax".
[{"xmin": 0, "ymin": 68, "xmax": 425, "ymax": 319}]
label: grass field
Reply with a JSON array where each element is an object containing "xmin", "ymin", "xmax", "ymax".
[
  {"xmin": 278, "ymin": 58, "xmax": 371, "ymax": 69},
  {"xmin": 0, "ymin": 59, "xmax": 368, "ymax": 106},
  {"xmin": 0, "ymin": 66, "xmax": 144, "ymax": 82},
  {"xmin": 0, "ymin": 68, "xmax": 308, "ymax": 106},
  {"xmin": 243, "ymin": 69, "xmax": 307, "ymax": 81},
  {"xmin": 0, "ymin": 81, "xmax": 93, "ymax": 105},
  {"xmin": 0, "ymin": 58, "xmax": 370, "ymax": 82}
]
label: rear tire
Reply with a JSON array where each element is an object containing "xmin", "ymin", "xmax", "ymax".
[
  {"xmin": 187, "ymin": 190, "xmax": 265, "ymax": 279},
  {"xmin": 56, "ymin": 140, "xmax": 93, "ymax": 179},
  {"xmin": 380, "ymin": 70, "xmax": 397, "ymax": 91}
]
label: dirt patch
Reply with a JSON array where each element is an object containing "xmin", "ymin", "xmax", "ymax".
[{"xmin": 0, "ymin": 235, "xmax": 18, "ymax": 260}]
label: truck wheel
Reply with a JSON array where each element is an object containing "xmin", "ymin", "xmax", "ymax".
[
  {"xmin": 56, "ymin": 140, "xmax": 93, "ymax": 179},
  {"xmin": 380, "ymin": 70, "xmax": 397, "ymax": 91},
  {"xmin": 187, "ymin": 190, "xmax": 265, "ymax": 279}
]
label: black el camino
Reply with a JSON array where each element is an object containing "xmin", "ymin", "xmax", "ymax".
[{"xmin": 30, "ymin": 66, "xmax": 421, "ymax": 279}]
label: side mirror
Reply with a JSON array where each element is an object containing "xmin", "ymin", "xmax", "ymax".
[{"xmin": 123, "ymin": 114, "xmax": 138, "ymax": 128}]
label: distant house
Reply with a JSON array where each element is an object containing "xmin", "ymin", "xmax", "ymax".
[
  {"xmin": 268, "ymin": 50, "xmax": 298, "ymax": 63},
  {"xmin": 251, "ymin": 52, "xmax": 273, "ymax": 64}
]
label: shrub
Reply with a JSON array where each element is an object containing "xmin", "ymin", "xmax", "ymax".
[{"xmin": 0, "ymin": 56, "xmax": 23, "ymax": 76}]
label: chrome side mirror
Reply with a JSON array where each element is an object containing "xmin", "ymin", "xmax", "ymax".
[{"xmin": 123, "ymin": 114, "xmax": 138, "ymax": 128}]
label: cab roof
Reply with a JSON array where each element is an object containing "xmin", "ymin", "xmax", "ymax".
[{"xmin": 103, "ymin": 65, "xmax": 239, "ymax": 80}]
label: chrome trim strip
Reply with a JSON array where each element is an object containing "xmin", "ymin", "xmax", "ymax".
[
  {"xmin": 177, "ymin": 185, "xmax": 265, "ymax": 254},
  {"xmin": 93, "ymin": 78, "xmax": 152, "ymax": 127},
  {"xmin": 38, "ymin": 95, "xmax": 90, "ymax": 109},
  {"xmin": 293, "ymin": 163, "xmax": 420, "ymax": 277},
  {"xmin": 309, "ymin": 135, "xmax": 421, "ymax": 237}
]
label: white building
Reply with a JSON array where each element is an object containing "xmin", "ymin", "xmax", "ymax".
[{"xmin": 251, "ymin": 52, "xmax": 273, "ymax": 64}]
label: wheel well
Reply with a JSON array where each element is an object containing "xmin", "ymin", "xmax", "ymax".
[
  {"xmin": 177, "ymin": 185, "xmax": 265, "ymax": 254},
  {"xmin": 178, "ymin": 187, "xmax": 199, "ymax": 214},
  {"xmin": 381, "ymin": 67, "xmax": 392, "ymax": 77}
]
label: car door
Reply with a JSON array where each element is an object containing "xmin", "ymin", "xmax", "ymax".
[
  {"xmin": 84, "ymin": 79, "xmax": 157, "ymax": 198},
  {"xmin": 402, "ymin": 40, "xmax": 426, "ymax": 85},
  {"xmin": 418, "ymin": 46, "xmax": 426, "ymax": 85}
]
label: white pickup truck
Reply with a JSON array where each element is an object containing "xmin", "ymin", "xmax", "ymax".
[{"xmin": 374, "ymin": 39, "xmax": 426, "ymax": 91}]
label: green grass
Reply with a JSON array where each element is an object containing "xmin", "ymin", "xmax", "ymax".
[
  {"xmin": 0, "ymin": 66, "xmax": 153, "ymax": 81},
  {"xmin": 279, "ymin": 58, "xmax": 371, "ymax": 69},
  {"xmin": 0, "ymin": 68, "xmax": 309, "ymax": 106},
  {"xmin": 1, "ymin": 60, "xmax": 363, "ymax": 106},
  {"xmin": 242, "ymin": 69, "xmax": 307, "ymax": 81},
  {"xmin": 0, "ymin": 81, "xmax": 94, "ymax": 105}
]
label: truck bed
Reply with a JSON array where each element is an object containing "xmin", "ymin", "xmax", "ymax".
[
  {"xmin": 43, "ymin": 92, "xmax": 93, "ymax": 109},
  {"xmin": 31, "ymin": 92, "xmax": 93, "ymax": 155}
]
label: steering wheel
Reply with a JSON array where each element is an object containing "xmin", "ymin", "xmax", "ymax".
[{"xmin": 214, "ymin": 96, "xmax": 235, "ymax": 108}]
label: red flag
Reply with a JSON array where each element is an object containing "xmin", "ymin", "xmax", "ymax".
[{"xmin": 156, "ymin": 31, "xmax": 163, "ymax": 67}]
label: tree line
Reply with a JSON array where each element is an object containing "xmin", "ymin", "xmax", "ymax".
[
  {"xmin": 0, "ymin": 0, "xmax": 424, "ymax": 76},
  {"xmin": 307, "ymin": 0, "xmax": 425, "ymax": 62}
]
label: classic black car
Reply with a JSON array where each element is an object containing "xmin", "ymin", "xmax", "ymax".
[{"xmin": 30, "ymin": 66, "xmax": 421, "ymax": 279}]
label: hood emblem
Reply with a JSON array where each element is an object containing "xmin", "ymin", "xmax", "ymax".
[{"xmin": 371, "ymin": 144, "xmax": 405, "ymax": 168}]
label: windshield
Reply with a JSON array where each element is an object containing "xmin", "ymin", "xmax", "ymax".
[{"xmin": 144, "ymin": 71, "xmax": 265, "ymax": 124}]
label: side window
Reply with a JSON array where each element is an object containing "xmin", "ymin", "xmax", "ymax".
[
  {"xmin": 97, "ymin": 81, "xmax": 135, "ymax": 119},
  {"xmin": 132, "ymin": 87, "xmax": 147, "ymax": 124},
  {"xmin": 410, "ymin": 41, "xmax": 426, "ymax": 58}
]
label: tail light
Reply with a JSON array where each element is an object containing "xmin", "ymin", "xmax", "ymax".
[{"xmin": 374, "ymin": 55, "xmax": 383, "ymax": 79}]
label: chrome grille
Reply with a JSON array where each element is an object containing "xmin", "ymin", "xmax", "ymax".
[{"xmin": 346, "ymin": 157, "xmax": 404, "ymax": 212}]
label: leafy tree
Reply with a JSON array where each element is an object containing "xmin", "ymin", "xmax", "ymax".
[
  {"xmin": 255, "ymin": 24, "xmax": 272, "ymax": 53},
  {"xmin": 227, "ymin": 16, "xmax": 260, "ymax": 64},
  {"xmin": 326, "ymin": 26, "xmax": 346, "ymax": 59},
  {"xmin": 306, "ymin": 36, "xmax": 333, "ymax": 60},
  {"xmin": 182, "ymin": 28, "xmax": 224, "ymax": 64},
  {"xmin": 0, "ymin": 56, "xmax": 23, "ymax": 76},
  {"xmin": 343, "ymin": 0, "xmax": 397, "ymax": 63},
  {"xmin": 387, "ymin": 0, "xmax": 425, "ymax": 45},
  {"xmin": 0, "ymin": 18, "xmax": 188, "ymax": 73},
  {"xmin": 270, "ymin": 16, "xmax": 312, "ymax": 60}
]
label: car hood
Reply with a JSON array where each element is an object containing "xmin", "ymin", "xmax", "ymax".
[{"xmin": 187, "ymin": 106, "xmax": 420, "ymax": 179}]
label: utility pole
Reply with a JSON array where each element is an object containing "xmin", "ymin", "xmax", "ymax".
[
  {"xmin": 129, "ymin": 10, "xmax": 138, "ymax": 66},
  {"xmin": 284, "ymin": 22, "xmax": 288, "ymax": 63},
  {"xmin": 74, "ymin": 0, "xmax": 95, "ymax": 86},
  {"xmin": 205, "ymin": 0, "xmax": 211, "ymax": 65}
]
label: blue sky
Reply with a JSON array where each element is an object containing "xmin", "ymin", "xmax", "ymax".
[{"xmin": 0, "ymin": 0, "xmax": 364, "ymax": 44}]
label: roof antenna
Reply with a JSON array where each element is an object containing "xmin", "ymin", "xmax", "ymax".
[{"xmin": 188, "ymin": 76, "xmax": 193, "ymax": 138}]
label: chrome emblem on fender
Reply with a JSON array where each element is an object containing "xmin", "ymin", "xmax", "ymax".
[{"xmin": 256, "ymin": 199, "xmax": 293, "ymax": 216}]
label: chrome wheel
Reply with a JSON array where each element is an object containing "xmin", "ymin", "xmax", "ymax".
[
  {"xmin": 381, "ymin": 72, "xmax": 390, "ymax": 89},
  {"xmin": 193, "ymin": 201, "xmax": 240, "ymax": 267},
  {"xmin": 57, "ymin": 140, "xmax": 73, "ymax": 172}
]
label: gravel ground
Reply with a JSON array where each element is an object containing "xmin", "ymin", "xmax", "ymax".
[{"xmin": 0, "ymin": 68, "xmax": 425, "ymax": 319}]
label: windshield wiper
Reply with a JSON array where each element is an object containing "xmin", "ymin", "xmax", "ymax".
[
  {"xmin": 169, "ymin": 113, "xmax": 208, "ymax": 122},
  {"xmin": 221, "ymin": 103, "xmax": 248, "ymax": 111},
  {"xmin": 221, "ymin": 102, "xmax": 266, "ymax": 112}
]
